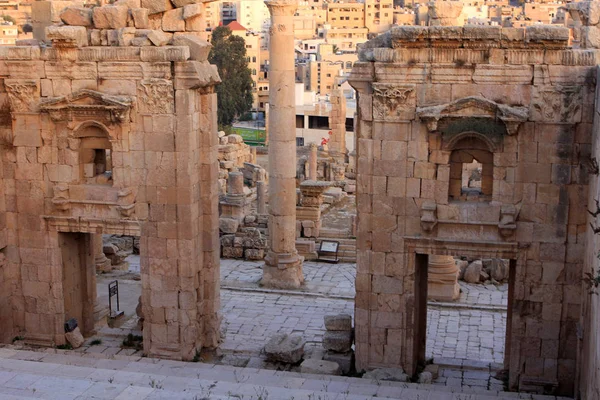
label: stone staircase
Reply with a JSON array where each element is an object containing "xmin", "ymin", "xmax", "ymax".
[
  {"xmin": 0, "ymin": 348, "xmax": 570, "ymax": 400},
  {"xmin": 317, "ymin": 228, "xmax": 356, "ymax": 263}
]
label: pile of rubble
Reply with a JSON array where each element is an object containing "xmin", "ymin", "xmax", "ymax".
[
  {"xmin": 55, "ymin": 0, "xmax": 213, "ymax": 47},
  {"xmin": 459, "ymin": 258, "xmax": 510, "ymax": 284}
]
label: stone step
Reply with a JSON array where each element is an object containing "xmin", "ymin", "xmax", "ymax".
[
  {"xmin": 0, "ymin": 348, "xmax": 569, "ymax": 400},
  {"xmin": 318, "ymin": 228, "xmax": 350, "ymax": 239}
]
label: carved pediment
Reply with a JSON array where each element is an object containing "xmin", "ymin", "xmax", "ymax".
[
  {"xmin": 40, "ymin": 89, "xmax": 132, "ymax": 123},
  {"xmin": 417, "ymin": 96, "xmax": 528, "ymax": 135}
]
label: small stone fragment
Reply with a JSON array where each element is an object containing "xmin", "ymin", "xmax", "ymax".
[
  {"xmin": 419, "ymin": 371, "xmax": 433, "ymax": 384},
  {"xmin": 65, "ymin": 326, "xmax": 84, "ymax": 349}
]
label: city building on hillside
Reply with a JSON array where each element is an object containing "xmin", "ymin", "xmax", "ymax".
[{"xmin": 0, "ymin": 21, "xmax": 17, "ymax": 45}]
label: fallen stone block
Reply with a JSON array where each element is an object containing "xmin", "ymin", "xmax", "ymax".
[
  {"xmin": 65, "ymin": 326, "xmax": 84, "ymax": 349},
  {"xmin": 147, "ymin": 30, "xmax": 172, "ymax": 46},
  {"xmin": 131, "ymin": 8, "xmax": 149, "ymax": 29},
  {"xmin": 424, "ymin": 364, "xmax": 439, "ymax": 380},
  {"xmin": 300, "ymin": 359, "xmax": 341, "ymax": 375},
  {"xmin": 46, "ymin": 26, "xmax": 88, "ymax": 47},
  {"xmin": 141, "ymin": 0, "xmax": 173, "ymax": 15},
  {"xmin": 264, "ymin": 333, "xmax": 305, "ymax": 364},
  {"xmin": 419, "ymin": 371, "xmax": 433, "ymax": 384},
  {"xmin": 172, "ymin": 34, "xmax": 211, "ymax": 62},
  {"xmin": 60, "ymin": 7, "xmax": 93, "ymax": 26}
]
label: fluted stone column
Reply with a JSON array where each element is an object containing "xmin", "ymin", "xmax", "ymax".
[
  {"xmin": 262, "ymin": 0, "xmax": 304, "ymax": 289},
  {"xmin": 427, "ymin": 255, "xmax": 460, "ymax": 301},
  {"xmin": 94, "ymin": 234, "xmax": 111, "ymax": 272}
]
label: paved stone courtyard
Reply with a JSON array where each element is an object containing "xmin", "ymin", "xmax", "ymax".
[{"xmin": 92, "ymin": 258, "xmax": 508, "ymax": 380}]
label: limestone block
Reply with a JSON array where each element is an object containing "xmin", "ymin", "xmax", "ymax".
[
  {"xmin": 228, "ymin": 134, "xmax": 244, "ymax": 144},
  {"xmin": 323, "ymin": 351, "xmax": 354, "ymax": 374},
  {"xmin": 65, "ymin": 326, "xmax": 84, "ymax": 349},
  {"xmin": 323, "ymin": 330, "xmax": 353, "ymax": 353},
  {"xmin": 324, "ymin": 314, "xmax": 352, "ymax": 331},
  {"xmin": 428, "ymin": 1, "xmax": 463, "ymax": 19},
  {"xmin": 46, "ymin": 26, "xmax": 88, "ymax": 47},
  {"xmin": 264, "ymin": 333, "xmax": 305, "ymax": 363},
  {"xmin": 183, "ymin": 3, "xmax": 203, "ymax": 19},
  {"xmin": 219, "ymin": 218, "xmax": 239, "ymax": 234},
  {"xmin": 103, "ymin": 244, "xmax": 118, "ymax": 255},
  {"xmin": 172, "ymin": 35, "xmax": 211, "ymax": 61},
  {"xmin": 117, "ymin": 27, "xmax": 136, "ymax": 46},
  {"xmin": 482, "ymin": 259, "xmax": 509, "ymax": 281},
  {"xmin": 222, "ymin": 246, "xmax": 243, "ymax": 258},
  {"xmin": 141, "ymin": 0, "xmax": 174, "ymax": 15},
  {"xmin": 463, "ymin": 260, "xmax": 482, "ymax": 283},
  {"xmin": 60, "ymin": 7, "xmax": 93, "ymax": 26},
  {"xmin": 581, "ymin": 26, "xmax": 600, "ymax": 49},
  {"xmin": 162, "ymin": 8, "xmax": 185, "ymax": 32},
  {"xmin": 131, "ymin": 8, "xmax": 149, "ymax": 29},
  {"xmin": 147, "ymin": 30, "xmax": 172, "ymax": 46},
  {"xmin": 131, "ymin": 36, "xmax": 152, "ymax": 46},
  {"xmin": 93, "ymin": 5, "xmax": 129, "ymax": 29},
  {"xmin": 244, "ymin": 249, "xmax": 264, "ymax": 260},
  {"xmin": 300, "ymin": 359, "xmax": 341, "ymax": 375},
  {"xmin": 525, "ymin": 25, "xmax": 569, "ymax": 43},
  {"xmin": 363, "ymin": 368, "xmax": 408, "ymax": 382}
]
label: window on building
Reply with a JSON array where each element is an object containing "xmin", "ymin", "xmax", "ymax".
[
  {"xmin": 79, "ymin": 134, "xmax": 113, "ymax": 185},
  {"xmin": 448, "ymin": 137, "xmax": 493, "ymax": 202},
  {"xmin": 252, "ymin": 56, "xmax": 256, "ymax": 62}
]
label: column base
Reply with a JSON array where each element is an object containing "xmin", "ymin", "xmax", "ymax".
[
  {"xmin": 261, "ymin": 251, "xmax": 304, "ymax": 289},
  {"xmin": 95, "ymin": 254, "xmax": 112, "ymax": 272}
]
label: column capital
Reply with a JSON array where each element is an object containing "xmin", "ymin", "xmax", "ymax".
[{"xmin": 265, "ymin": 0, "xmax": 298, "ymax": 17}]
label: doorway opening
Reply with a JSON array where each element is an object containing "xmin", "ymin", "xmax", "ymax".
[
  {"xmin": 416, "ymin": 253, "xmax": 515, "ymax": 390},
  {"xmin": 59, "ymin": 232, "xmax": 96, "ymax": 336}
]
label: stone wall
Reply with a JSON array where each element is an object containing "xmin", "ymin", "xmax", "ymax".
[
  {"xmin": 349, "ymin": 25, "xmax": 594, "ymax": 396},
  {"xmin": 579, "ymin": 65, "xmax": 600, "ymax": 400},
  {"xmin": 0, "ymin": 32, "xmax": 221, "ymax": 360}
]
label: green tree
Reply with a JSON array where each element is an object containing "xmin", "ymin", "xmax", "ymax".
[{"xmin": 209, "ymin": 26, "xmax": 253, "ymax": 127}]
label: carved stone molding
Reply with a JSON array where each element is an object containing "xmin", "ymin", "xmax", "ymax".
[
  {"xmin": 40, "ymin": 89, "xmax": 131, "ymax": 124},
  {"xmin": 137, "ymin": 79, "xmax": 174, "ymax": 114},
  {"xmin": 5, "ymin": 79, "xmax": 39, "ymax": 113},
  {"xmin": 417, "ymin": 96, "xmax": 528, "ymax": 135},
  {"xmin": 372, "ymin": 83, "xmax": 416, "ymax": 121},
  {"xmin": 420, "ymin": 201, "xmax": 438, "ymax": 232},
  {"xmin": 530, "ymin": 86, "xmax": 583, "ymax": 123},
  {"xmin": 51, "ymin": 184, "xmax": 138, "ymax": 219}
]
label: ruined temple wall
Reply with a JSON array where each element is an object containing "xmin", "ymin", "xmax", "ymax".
[
  {"xmin": 580, "ymin": 66, "xmax": 600, "ymax": 400},
  {"xmin": 0, "ymin": 44, "xmax": 221, "ymax": 357},
  {"xmin": 350, "ymin": 26, "xmax": 594, "ymax": 396}
]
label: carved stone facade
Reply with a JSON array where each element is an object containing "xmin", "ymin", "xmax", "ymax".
[
  {"xmin": 0, "ymin": 39, "xmax": 222, "ymax": 361},
  {"xmin": 350, "ymin": 25, "xmax": 597, "ymax": 396}
]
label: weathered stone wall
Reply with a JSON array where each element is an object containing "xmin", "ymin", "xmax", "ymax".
[
  {"xmin": 350, "ymin": 25, "xmax": 594, "ymax": 396},
  {"xmin": 0, "ymin": 39, "xmax": 221, "ymax": 360},
  {"xmin": 579, "ymin": 66, "xmax": 600, "ymax": 400}
]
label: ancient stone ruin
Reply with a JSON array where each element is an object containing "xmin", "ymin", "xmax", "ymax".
[
  {"xmin": 349, "ymin": 23, "xmax": 600, "ymax": 396},
  {"xmin": 0, "ymin": 0, "xmax": 221, "ymax": 361}
]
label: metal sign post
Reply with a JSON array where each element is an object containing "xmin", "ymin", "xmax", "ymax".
[{"xmin": 108, "ymin": 280, "xmax": 124, "ymax": 319}]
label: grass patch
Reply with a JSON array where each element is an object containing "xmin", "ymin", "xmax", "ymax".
[
  {"xmin": 122, "ymin": 333, "xmax": 143, "ymax": 351},
  {"xmin": 56, "ymin": 343, "xmax": 73, "ymax": 350},
  {"xmin": 90, "ymin": 339, "xmax": 102, "ymax": 346}
]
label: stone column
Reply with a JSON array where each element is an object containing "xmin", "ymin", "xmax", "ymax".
[
  {"xmin": 427, "ymin": 255, "xmax": 460, "ymax": 302},
  {"xmin": 308, "ymin": 143, "xmax": 318, "ymax": 181},
  {"xmin": 257, "ymin": 180, "xmax": 266, "ymax": 214},
  {"xmin": 262, "ymin": 0, "xmax": 303, "ymax": 289},
  {"xmin": 264, "ymin": 102, "xmax": 269, "ymax": 146},
  {"xmin": 329, "ymin": 88, "xmax": 347, "ymax": 156},
  {"xmin": 93, "ymin": 234, "xmax": 111, "ymax": 272}
]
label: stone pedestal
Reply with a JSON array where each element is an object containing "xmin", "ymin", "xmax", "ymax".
[
  {"xmin": 427, "ymin": 255, "xmax": 460, "ymax": 302},
  {"xmin": 262, "ymin": 0, "xmax": 304, "ymax": 289}
]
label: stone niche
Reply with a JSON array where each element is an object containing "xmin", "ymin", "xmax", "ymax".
[
  {"xmin": 0, "ymin": 36, "xmax": 222, "ymax": 362},
  {"xmin": 349, "ymin": 25, "xmax": 594, "ymax": 397}
]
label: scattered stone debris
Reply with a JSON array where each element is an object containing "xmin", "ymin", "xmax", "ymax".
[{"xmin": 264, "ymin": 333, "xmax": 305, "ymax": 364}]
